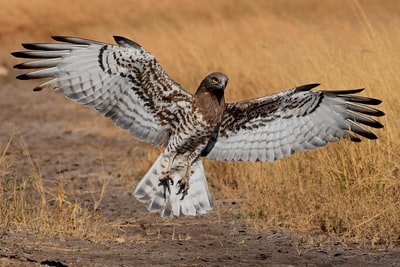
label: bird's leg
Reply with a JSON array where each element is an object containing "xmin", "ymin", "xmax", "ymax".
[
  {"xmin": 158, "ymin": 155, "xmax": 174, "ymax": 193},
  {"xmin": 176, "ymin": 158, "xmax": 191, "ymax": 195}
]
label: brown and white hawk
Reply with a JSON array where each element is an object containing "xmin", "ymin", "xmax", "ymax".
[{"xmin": 12, "ymin": 36, "xmax": 384, "ymax": 217}]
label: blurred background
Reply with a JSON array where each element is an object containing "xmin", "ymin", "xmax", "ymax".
[
  {"xmin": 3, "ymin": 0, "xmax": 399, "ymax": 94},
  {"xmin": 2, "ymin": 0, "xmax": 399, "ymax": 245}
]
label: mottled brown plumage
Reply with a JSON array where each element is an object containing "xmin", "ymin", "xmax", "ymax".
[
  {"xmin": 193, "ymin": 72, "xmax": 227, "ymax": 125},
  {"xmin": 12, "ymin": 36, "xmax": 384, "ymax": 217},
  {"xmin": 158, "ymin": 73, "xmax": 228, "ymax": 196}
]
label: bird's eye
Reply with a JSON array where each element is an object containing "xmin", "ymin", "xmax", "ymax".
[{"xmin": 211, "ymin": 77, "xmax": 218, "ymax": 84}]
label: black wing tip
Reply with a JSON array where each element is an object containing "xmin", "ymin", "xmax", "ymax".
[
  {"xmin": 347, "ymin": 95, "xmax": 383, "ymax": 106},
  {"xmin": 20, "ymin": 43, "xmax": 41, "ymax": 50},
  {"xmin": 361, "ymin": 119, "xmax": 384, "ymax": 129},
  {"xmin": 51, "ymin": 36, "xmax": 68, "ymax": 42},
  {"xmin": 374, "ymin": 110, "xmax": 385, "ymax": 117},
  {"xmin": 113, "ymin": 36, "xmax": 141, "ymax": 49},
  {"xmin": 15, "ymin": 73, "xmax": 47, "ymax": 81},
  {"xmin": 324, "ymin": 88, "xmax": 365, "ymax": 95},
  {"xmin": 348, "ymin": 129, "xmax": 378, "ymax": 141},
  {"xmin": 325, "ymin": 88, "xmax": 384, "ymax": 108},
  {"xmin": 13, "ymin": 62, "xmax": 28, "ymax": 69},
  {"xmin": 51, "ymin": 36, "xmax": 80, "ymax": 43},
  {"xmin": 15, "ymin": 73, "xmax": 31, "ymax": 80},
  {"xmin": 11, "ymin": 51, "xmax": 27, "ymax": 59},
  {"xmin": 363, "ymin": 132, "xmax": 379, "ymax": 140},
  {"xmin": 376, "ymin": 122, "xmax": 384, "ymax": 129},
  {"xmin": 343, "ymin": 88, "xmax": 365, "ymax": 94},
  {"xmin": 295, "ymin": 83, "xmax": 320, "ymax": 92},
  {"xmin": 366, "ymin": 98, "xmax": 382, "ymax": 106},
  {"xmin": 51, "ymin": 36, "xmax": 104, "ymax": 46}
]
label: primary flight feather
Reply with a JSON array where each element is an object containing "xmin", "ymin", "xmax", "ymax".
[{"xmin": 12, "ymin": 36, "xmax": 384, "ymax": 217}]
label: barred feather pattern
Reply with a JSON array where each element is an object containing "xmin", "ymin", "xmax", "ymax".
[
  {"xmin": 133, "ymin": 154, "xmax": 212, "ymax": 217},
  {"xmin": 205, "ymin": 84, "xmax": 384, "ymax": 162},
  {"xmin": 12, "ymin": 36, "xmax": 192, "ymax": 147}
]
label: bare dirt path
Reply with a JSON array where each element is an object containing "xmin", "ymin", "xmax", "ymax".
[{"xmin": 1, "ymin": 77, "xmax": 399, "ymax": 266}]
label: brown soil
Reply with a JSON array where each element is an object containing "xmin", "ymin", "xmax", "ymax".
[{"xmin": 1, "ymin": 76, "xmax": 400, "ymax": 267}]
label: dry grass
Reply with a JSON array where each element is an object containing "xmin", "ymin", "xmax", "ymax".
[
  {"xmin": 1, "ymin": 0, "xmax": 400, "ymax": 245},
  {"xmin": 0, "ymin": 135, "xmax": 109, "ymax": 240}
]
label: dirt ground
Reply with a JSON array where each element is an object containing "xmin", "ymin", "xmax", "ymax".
[{"xmin": 1, "ymin": 76, "xmax": 400, "ymax": 267}]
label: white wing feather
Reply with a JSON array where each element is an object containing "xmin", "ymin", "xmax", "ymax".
[
  {"xmin": 12, "ymin": 36, "xmax": 193, "ymax": 147},
  {"xmin": 205, "ymin": 84, "xmax": 384, "ymax": 162}
]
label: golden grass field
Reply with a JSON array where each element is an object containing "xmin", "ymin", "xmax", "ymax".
[{"xmin": 1, "ymin": 0, "xmax": 400, "ymax": 248}]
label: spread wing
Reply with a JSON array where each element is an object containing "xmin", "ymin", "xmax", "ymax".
[
  {"xmin": 12, "ymin": 36, "xmax": 192, "ymax": 146},
  {"xmin": 205, "ymin": 83, "xmax": 384, "ymax": 162}
]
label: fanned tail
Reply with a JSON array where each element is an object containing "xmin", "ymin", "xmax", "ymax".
[{"xmin": 133, "ymin": 154, "xmax": 213, "ymax": 217}]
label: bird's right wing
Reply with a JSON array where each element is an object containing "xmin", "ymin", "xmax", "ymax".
[{"xmin": 12, "ymin": 36, "xmax": 193, "ymax": 146}]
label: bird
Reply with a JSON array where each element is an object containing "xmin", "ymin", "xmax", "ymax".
[{"xmin": 12, "ymin": 36, "xmax": 384, "ymax": 217}]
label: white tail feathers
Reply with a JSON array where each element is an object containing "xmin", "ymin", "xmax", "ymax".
[{"xmin": 133, "ymin": 154, "xmax": 213, "ymax": 217}]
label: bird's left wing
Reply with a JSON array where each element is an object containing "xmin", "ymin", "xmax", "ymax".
[
  {"xmin": 12, "ymin": 36, "xmax": 193, "ymax": 147},
  {"xmin": 204, "ymin": 84, "xmax": 384, "ymax": 162}
]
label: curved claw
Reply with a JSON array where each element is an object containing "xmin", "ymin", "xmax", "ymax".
[
  {"xmin": 176, "ymin": 177, "xmax": 189, "ymax": 195},
  {"xmin": 159, "ymin": 175, "xmax": 174, "ymax": 194}
]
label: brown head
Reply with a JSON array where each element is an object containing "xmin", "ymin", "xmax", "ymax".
[
  {"xmin": 195, "ymin": 72, "xmax": 228, "ymax": 104},
  {"xmin": 194, "ymin": 72, "xmax": 228, "ymax": 125}
]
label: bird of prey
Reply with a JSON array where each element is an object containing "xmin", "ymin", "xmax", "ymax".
[{"xmin": 12, "ymin": 36, "xmax": 384, "ymax": 217}]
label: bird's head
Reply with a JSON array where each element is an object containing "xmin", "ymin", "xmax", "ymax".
[
  {"xmin": 196, "ymin": 72, "xmax": 228, "ymax": 104},
  {"xmin": 200, "ymin": 72, "xmax": 229, "ymax": 92}
]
